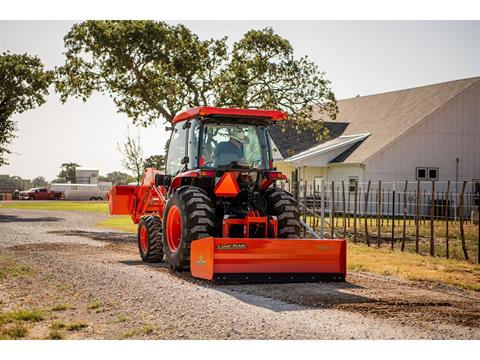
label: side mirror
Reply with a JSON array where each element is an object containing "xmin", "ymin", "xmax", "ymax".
[{"xmin": 155, "ymin": 173, "xmax": 172, "ymax": 188}]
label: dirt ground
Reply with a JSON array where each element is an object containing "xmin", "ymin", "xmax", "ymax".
[{"xmin": 1, "ymin": 208, "xmax": 479, "ymax": 339}]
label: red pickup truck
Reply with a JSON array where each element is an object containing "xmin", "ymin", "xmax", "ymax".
[{"xmin": 18, "ymin": 188, "xmax": 63, "ymax": 200}]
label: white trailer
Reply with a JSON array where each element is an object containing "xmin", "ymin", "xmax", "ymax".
[{"xmin": 50, "ymin": 182, "xmax": 112, "ymax": 201}]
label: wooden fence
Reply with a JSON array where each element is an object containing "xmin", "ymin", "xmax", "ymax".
[{"xmin": 277, "ymin": 180, "xmax": 480, "ymax": 263}]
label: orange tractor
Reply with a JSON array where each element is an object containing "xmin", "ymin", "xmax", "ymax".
[{"xmin": 108, "ymin": 107, "xmax": 346, "ymax": 282}]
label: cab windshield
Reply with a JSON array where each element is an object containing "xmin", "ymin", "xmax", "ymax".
[{"xmin": 199, "ymin": 122, "xmax": 271, "ymax": 170}]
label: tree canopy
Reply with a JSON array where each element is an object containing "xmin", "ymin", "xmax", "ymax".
[
  {"xmin": 56, "ymin": 21, "xmax": 337, "ymax": 140},
  {"xmin": 144, "ymin": 154, "xmax": 165, "ymax": 172},
  {"xmin": 0, "ymin": 52, "xmax": 53, "ymax": 166},
  {"xmin": 98, "ymin": 171, "xmax": 134, "ymax": 185},
  {"xmin": 57, "ymin": 162, "xmax": 80, "ymax": 183}
]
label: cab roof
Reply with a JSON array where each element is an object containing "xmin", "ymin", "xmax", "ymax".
[{"xmin": 172, "ymin": 106, "xmax": 287, "ymax": 124}]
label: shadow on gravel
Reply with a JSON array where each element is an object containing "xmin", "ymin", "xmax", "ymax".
[
  {"xmin": 0, "ymin": 214, "xmax": 64, "ymax": 223},
  {"xmin": 119, "ymin": 258, "xmax": 372, "ymax": 312},
  {"xmin": 48, "ymin": 230, "xmax": 135, "ymax": 243}
]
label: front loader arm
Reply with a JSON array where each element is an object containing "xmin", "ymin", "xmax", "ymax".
[{"xmin": 108, "ymin": 168, "xmax": 167, "ymax": 224}]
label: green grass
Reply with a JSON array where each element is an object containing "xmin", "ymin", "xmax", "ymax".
[
  {"xmin": 50, "ymin": 304, "xmax": 72, "ymax": 312},
  {"xmin": 51, "ymin": 320, "xmax": 87, "ymax": 331},
  {"xmin": 0, "ymin": 201, "xmax": 108, "ymax": 213},
  {"xmin": 96, "ymin": 216, "xmax": 136, "ymax": 233},
  {"xmin": 0, "ymin": 309, "xmax": 44, "ymax": 325}
]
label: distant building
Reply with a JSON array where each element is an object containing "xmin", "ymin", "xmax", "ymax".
[
  {"xmin": 50, "ymin": 167, "xmax": 112, "ymax": 201},
  {"xmin": 271, "ymin": 77, "xmax": 480, "ymax": 195}
]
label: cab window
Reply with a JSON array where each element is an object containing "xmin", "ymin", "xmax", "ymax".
[{"xmin": 165, "ymin": 122, "xmax": 188, "ymax": 176}]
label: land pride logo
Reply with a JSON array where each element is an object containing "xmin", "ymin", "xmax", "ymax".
[
  {"xmin": 216, "ymin": 243, "xmax": 247, "ymax": 250},
  {"xmin": 196, "ymin": 255, "xmax": 207, "ymax": 266}
]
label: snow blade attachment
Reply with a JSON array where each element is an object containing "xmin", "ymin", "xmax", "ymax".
[{"xmin": 190, "ymin": 237, "xmax": 346, "ymax": 283}]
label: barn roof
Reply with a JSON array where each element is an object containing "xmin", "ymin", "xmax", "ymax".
[{"xmin": 271, "ymin": 77, "xmax": 480, "ymax": 164}]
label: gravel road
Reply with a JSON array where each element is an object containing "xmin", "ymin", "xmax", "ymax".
[{"xmin": 1, "ymin": 207, "xmax": 479, "ymax": 339}]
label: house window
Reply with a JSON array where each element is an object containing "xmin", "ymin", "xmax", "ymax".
[
  {"xmin": 428, "ymin": 168, "xmax": 438, "ymax": 180},
  {"xmin": 348, "ymin": 176, "xmax": 358, "ymax": 192},
  {"xmin": 416, "ymin": 167, "xmax": 438, "ymax": 180}
]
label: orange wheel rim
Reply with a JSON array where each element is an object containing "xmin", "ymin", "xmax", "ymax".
[
  {"xmin": 166, "ymin": 205, "xmax": 182, "ymax": 252},
  {"xmin": 139, "ymin": 224, "xmax": 148, "ymax": 254}
]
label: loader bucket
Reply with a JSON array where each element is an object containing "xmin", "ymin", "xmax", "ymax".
[
  {"xmin": 190, "ymin": 237, "xmax": 346, "ymax": 283},
  {"xmin": 108, "ymin": 185, "xmax": 139, "ymax": 215}
]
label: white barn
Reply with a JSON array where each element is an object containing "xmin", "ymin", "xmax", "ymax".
[{"xmin": 272, "ymin": 77, "xmax": 480, "ymax": 195}]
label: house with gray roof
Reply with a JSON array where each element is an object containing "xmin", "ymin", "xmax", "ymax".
[{"xmin": 270, "ymin": 77, "xmax": 480, "ymax": 195}]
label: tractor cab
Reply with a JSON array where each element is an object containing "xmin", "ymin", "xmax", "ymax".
[{"xmin": 165, "ymin": 107, "xmax": 285, "ymax": 176}]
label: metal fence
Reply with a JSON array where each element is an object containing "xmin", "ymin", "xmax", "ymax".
[{"xmin": 276, "ymin": 180, "xmax": 480, "ymax": 263}]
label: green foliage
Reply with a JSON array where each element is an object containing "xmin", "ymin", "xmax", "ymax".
[
  {"xmin": 144, "ymin": 154, "xmax": 165, "ymax": 171},
  {"xmin": 56, "ymin": 21, "xmax": 337, "ymax": 147},
  {"xmin": 98, "ymin": 171, "xmax": 134, "ymax": 185},
  {"xmin": 117, "ymin": 130, "xmax": 144, "ymax": 184},
  {"xmin": 32, "ymin": 176, "xmax": 48, "ymax": 187},
  {"xmin": 0, "ymin": 174, "xmax": 32, "ymax": 191},
  {"xmin": 0, "ymin": 52, "xmax": 53, "ymax": 166},
  {"xmin": 57, "ymin": 162, "xmax": 80, "ymax": 183}
]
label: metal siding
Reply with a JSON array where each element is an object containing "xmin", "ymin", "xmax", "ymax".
[{"xmin": 366, "ymin": 81, "xmax": 480, "ymax": 189}]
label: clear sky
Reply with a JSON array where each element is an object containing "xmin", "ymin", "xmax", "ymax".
[{"xmin": 1, "ymin": 20, "xmax": 479, "ymax": 180}]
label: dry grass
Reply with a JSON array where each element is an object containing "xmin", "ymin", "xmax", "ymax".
[
  {"xmin": 348, "ymin": 242, "xmax": 480, "ymax": 291},
  {"xmin": 1, "ymin": 324, "xmax": 28, "ymax": 339},
  {"xmin": 0, "ymin": 256, "xmax": 35, "ymax": 281}
]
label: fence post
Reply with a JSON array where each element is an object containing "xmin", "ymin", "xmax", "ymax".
[
  {"xmin": 312, "ymin": 182, "xmax": 317, "ymax": 233},
  {"xmin": 445, "ymin": 180, "xmax": 450, "ymax": 259},
  {"xmin": 391, "ymin": 180, "xmax": 396, "ymax": 250},
  {"xmin": 330, "ymin": 181, "xmax": 335, "ymax": 239},
  {"xmin": 377, "ymin": 180, "xmax": 382, "ymax": 247},
  {"xmin": 365, "ymin": 180, "xmax": 371, "ymax": 246},
  {"xmin": 415, "ymin": 180, "xmax": 420, "ymax": 253},
  {"xmin": 459, "ymin": 180, "xmax": 469, "ymax": 260},
  {"xmin": 320, "ymin": 178, "xmax": 325, "ymax": 238},
  {"xmin": 353, "ymin": 180, "xmax": 358, "ymax": 243},
  {"xmin": 342, "ymin": 180, "xmax": 346, "ymax": 238},
  {"xmin": 303, "ymin": 181, "xmax": 307, "ymax": 237},
  {"xmin": 430, "ymin": 180, "xmax": 435, "ymax": 256},
  {"xmin": 402, "ymin": 180, "xmax": 408, "ymax": 251}
]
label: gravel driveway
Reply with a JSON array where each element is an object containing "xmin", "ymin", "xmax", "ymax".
[{"xmin": 1, "ymin": 207, "xmax": 479, "ymax": 339}]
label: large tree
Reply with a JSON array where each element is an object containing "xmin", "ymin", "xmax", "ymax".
[
  {"xmin": 0, "ymin": 52, "xmax": 53, "ymax": 166},
  {"xmin": 57, "ymin": 162, "xmax": 80, "ymax": 183},
  {"xmin": 56, "ymin": 21, "xmax": 337, "ymax": 141}
]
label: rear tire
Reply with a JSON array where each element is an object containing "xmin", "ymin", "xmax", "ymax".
[
  {"xmin": 138, "ymin": 216, "xmax": 164, "ymax": 263},
  {"xmin": 264, "ymin": 187, "xmax": 301, "ymax": 238},
  {"xmin": 162, "ymin": 186, "xmax": 215, "ymax": 271}
]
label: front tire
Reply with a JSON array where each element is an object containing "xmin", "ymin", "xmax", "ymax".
[
  {"xmin": 162, "ymin": 186, "xmax": 215, "ymax": 271},
  {"xmin": 264, "ymin": 188, "xmax": 301, "ymax": 238},
  {"xmin": 138, "ymin": 216, "xmax": 164, "ymax": 263}
]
